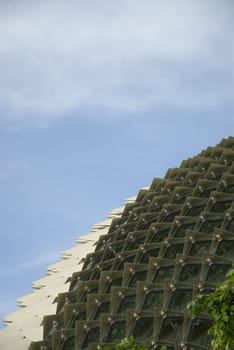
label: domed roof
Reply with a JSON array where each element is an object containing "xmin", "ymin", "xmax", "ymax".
[{"xmin": 8, "ymin": 137, "xmax": 234, "ymax": 350}]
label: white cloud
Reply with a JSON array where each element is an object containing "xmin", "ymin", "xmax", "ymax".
[{"xmin": 0, "ymin": 0, "xmax": 233, "ymax": 126}]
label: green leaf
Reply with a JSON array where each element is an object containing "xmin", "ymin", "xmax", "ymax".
[{"xmin": 187, "ymin": 269, "xmax": 234, "ymax": 350}]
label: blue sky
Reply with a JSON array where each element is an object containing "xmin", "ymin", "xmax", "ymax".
[{"xmin": 0, "ymin": 0, "xmax": 234, "ymax": 327}]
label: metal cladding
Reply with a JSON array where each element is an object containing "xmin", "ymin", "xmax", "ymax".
[{"xmin": 3, "ymin": 137, "xmax": 234, "ymax": 350}]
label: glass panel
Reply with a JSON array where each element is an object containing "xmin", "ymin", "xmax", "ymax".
[
  {"xmin": 201, "ymin": 189, "xmax": 214, "ymax": 197},
  {"xmin": 164, "ymin": 212, "xmax": 180, "ymax": 222},
  {"xmin": 133, "ymin": 317, "xmax": 153, "ymax": 339},
  {"xmin": 130, "ymin": 237, "xmax": 147, "ymax": 250},
  {"xmin": 153, "ymin": 266, "xmax": 174, "ymax": 283},
  {"xmin": 81, "ymin": 287, "xmax": 98, "ymax": 303},
  {"xmin": 169, "ymin": 289, "xmax": 193, "ymax": 311},
  {"xmin": 102, "ymin": 250, "xmax": 115, "ymax": 261},
  {"xmin": 129, "ymin": 270, "xmax": 147, "ymax": 287},
  {"xmin": 179, "ymin": 264, "xmax": 201, "ymax": 282},
  {"xmin": 226, "ymin": 219, "xmax": 234, "ymax": 233},
  {"xmin": 151, "ymin": 229, "xmax": 170, "ymax": 243},
  {"xmin": 94, "ymin": 302, "xmax": 110, "ymax": 320},
  {"xmin": 200, "ymin": 219, "xmax": 223, "ymax": 233},
  {"xmin": 211, "ymin": 201, "xmax": 232, "ymax": 213},
  {"xmin": 116, "ymin": 256, "xmax": 135, "ymax": 271},
  {"xmin": 92, "ymin": 271, "xmax": 101, "ymax": 280},
  {"xmin": 83, "ymin": 259, "xmax": 95, "ymax": 270},
  {"xmin": 76, "ymin": 311, "xmax": 86, "ymax": 321},
  {"xmin": 66, "ymin": 294, "xmax": 76, "ymax": 304},
  {"xmin": 105, "ymin": 277, "xmax": 122, "ymax": 293},
  {"xmin": 143, "ymin": 291, "xmax": 163, "ymax": 310},
  {"xmin": 164, "ymin": 244, "xmax": 183, "ymax": 259},
  {"xmin": 207, "ymin": 264, "xmax": 231, "ymax": 283},
  {"xmin": 79, "ymin": 271, "xmax": 93, "ymax": 281},
  {"xmin": 174, "ymin": 222, "xmax": 196, "ymax": 238},
  {"xmin": 71, "ymin": 311, "xmax": 86, "ymax": 327},
  {"xmin": 174, "ymin": 195, "xmax": 187, "ymax": 204},
  {"xmin": 114, "ymin": 243, "xmax": 125, "ymax": 253},
  {"xmin": 136, "ymin": 236, "xmax": 147, "ymax": 245},
  {"xmin": 189, "ymin": 241, "xmax": 211, "ymax": 257},
  {"xmin": 61, "ymin": 336, "xmax": 75, "ymax": 350},
  {"xmin": 159, "ymin": 317, "xmax": 183, "ymax": 341},
  {"xmin": 223, "ymin": 184, "xmax": 234, "ymax": 194},
  {"xmin": 118, "ymin": 295, "xmax": 136, "ymax": 313},
  {"xmin": 189, "ymin": 319, "xmax": 212, "ymax": 347},
  {"xmin": 196, "ymin": 187, "xmax": 215, "ymax": 198},
  {"xmin": 207, "ymin": 172, "xmax": 223, "ymax": 181},
  {"xmin": 188, "ymin": 205, "xmax": 206, "ymax": 216},
  {"xmin": 106, "ymin": 320, "xmax": 125, "ymax": 343},
  {"xmin": 216, "ymin": 240, "xmax": 234, "ymax": 258},
  {"xmin": 140, "ymin": 216, "xmax": 159, "ymax": 229},
  {"xmin": 140, "ymin": 248, "xmax": 160, "ymax": 263},
  {"xmin": 82, "ymin": 327, "xmax": 100, "ymax": 348}
]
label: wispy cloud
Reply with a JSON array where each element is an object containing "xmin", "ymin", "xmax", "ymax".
[{"xmin": 0, "ymin": 0, "xmax": 233, "ymax": 127}]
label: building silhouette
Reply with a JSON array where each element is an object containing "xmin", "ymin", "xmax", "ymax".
[{"xmin": 1, "ymin": 137, "xmax": 234, "ymax": 350}]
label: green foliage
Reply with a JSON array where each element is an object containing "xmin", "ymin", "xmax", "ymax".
[
  {"xmin": 116, "ymin": 337, "xmax": 147, "ymax": 350},
  {"xmin": 187, "ymin": 269, "xmax": 234, "ymax": 350},
  {"xmin": 103, "ymin": 337, "xmax": 167, "ymax": 350},
  {"xmin": 103, "ymin": 337, "xmax": 148, "ymax": 350}
]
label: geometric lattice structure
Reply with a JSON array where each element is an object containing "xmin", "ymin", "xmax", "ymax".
[
  {"xmin": 2, "ymin": 137, "xmax": 234, "ymax": 350},
  {"xmin": 0, "ymin": 205, "xmax": 130, "ymax": 350}
]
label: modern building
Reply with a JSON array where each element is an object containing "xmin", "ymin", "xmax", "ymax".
[{"xmin": 1, "ymin": 137, "xmax": 234, "ymax": 350}]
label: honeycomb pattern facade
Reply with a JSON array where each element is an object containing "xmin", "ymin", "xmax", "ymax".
[{"xmin": 30, "ymin": 137, "xmax": 234, "ymax": 350}]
